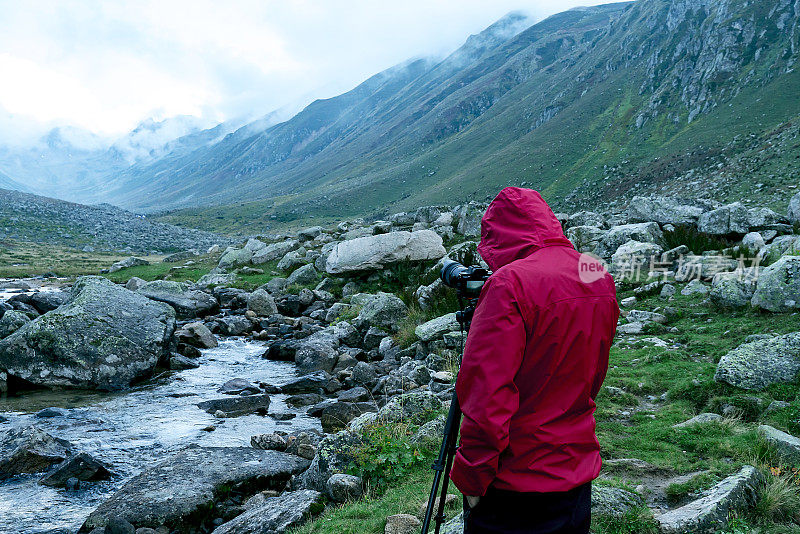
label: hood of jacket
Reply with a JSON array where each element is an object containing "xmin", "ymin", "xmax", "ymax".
[{"xmin": 477, "ymin": 187, "xmax": 572, "ymax": 271}]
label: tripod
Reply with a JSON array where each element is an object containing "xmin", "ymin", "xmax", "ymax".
[{"xmin": 420, "ymin": 304, "xmax": 475, "ymax": 534}]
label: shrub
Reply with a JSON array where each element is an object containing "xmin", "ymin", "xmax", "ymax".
[
  {"xmin": 662, "ymin": 225, "xmax": 733, "ymax": 254},
  {"xmin": 348, "ymin": 421, "xmax": 431, "ymax": 491}
]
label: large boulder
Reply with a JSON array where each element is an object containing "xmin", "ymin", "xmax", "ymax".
[
  {"xmin": 567, "ymin": 211, "xmax": 606, "ymax": 229},
  {"xmin": 29, "ymin": 290, "xmax": 70, "ymax": 314},
  {"xmin": 656, "ymin": 466, "xmax": 762, "ymax": 533},
  {"xmin": 675, "ymin": 255, "xmax": 738, "ymax": 282},
  {"xmin": 698, "ymin": 202, "xmax": 750, "ymax": 235},
  {"xmin": 747, "ymin": 207, "xmax": 788, "ymax": 230},
  {"xmin": 287, "ymin": 264, "xmax": 318, "ymax": 286},
  {"xmin": 709, "ymin": 270, "xmax": 757, "ymax": 308},
  {"xmin": 40, "ymin": 451, "xmax": 113, "ymax": 487},
  {"xmin": 714, "ymin": 332, "xmax": 800, "ymax": 390},
  {"xmin": 596, "ymin": 223, "xmax": 663, "ymax": 259},
  {"xmin": 211, "ymin": 489, "xmax": 324, "ymax": 534},
  {"xmin": 251, "ymin": 240, "xmax": 299, "ymax": 265},
  {"xmin": 325, "ymin": 230, "xmax": 446, "ymax": 274},
  {"xmin": 751, "ymin": 256, "xmax": 800, "ymax": 312},
  {"xmin": 758, "ymin": 425, "xmax": 800, "ymax": 465},
  {"xmin": 610, "ymin": 240, "xmax": 663, "ymax": 275},
  {"xmin": 197, "ymin": 395, "xmax": 271, "ymax": 417},
  {"xmin": 0, "ymin": 426, "xmax": 72, "ymax": 480},
  {"xmin": 415, "ymin": 313, "xmax": 459, "ymax": 342},
  {"xmin": 219, "ymin": 247, "xmax": 253, "ymax": 269},
  {"xmin": 137, "ymin": 280, "xmax": 219, "ymax": 319},
  {"xmin": 565, "ymin": 226, "xmax": 606, "ymax": 254},
  {"xmin": 296, "ymin": 430, "xmax": 361, "ymax": 492},
  {"xmin": 0, "ymin": 277, "xmax": 175, "ymax": 391},
  {"xmin": 453, "ymin": 203, "xmax": 485, "ymax": 237},
  {"xmin": 247, "ymin": 289, "xmax": 278, "ymax": 317},
  {"xmin": 175, "ymin": 321, "xmax": 218, "ymax": 349},
  {"xmin": 294, "ymin": 330, "xmax": 341, "ymax": 373},
  {"xmin": 80, "ymin": 447, "xmax": 310, "ymax": 532},
  {"xmin": 626, "ymin": 196, "xmax": 706, "ymax": 226}
]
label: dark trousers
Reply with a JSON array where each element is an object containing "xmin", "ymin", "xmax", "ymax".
[{"xmin": 463, "ymin": 483, "xmax": 591, "ymax": 534}]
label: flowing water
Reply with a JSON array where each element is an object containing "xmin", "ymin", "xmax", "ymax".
[{"xmin": 0, "ymin": 281, "xmax": 321, "ymax": 534}]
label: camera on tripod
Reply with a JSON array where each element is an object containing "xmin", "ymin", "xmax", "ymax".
[{"xmin": 440, "ymin": 259, "xmax": 491, "ymax": 298}]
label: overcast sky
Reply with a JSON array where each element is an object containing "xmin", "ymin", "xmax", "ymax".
[{"xmin": 0, "ymin": 0, "xmax": 606, "ymax": 144}]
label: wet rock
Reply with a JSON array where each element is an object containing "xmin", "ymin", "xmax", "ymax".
[
  {"xmin": 109, "ymin": 257, "xmax": 149, "ymax": 273},
  {"xmin": 698, "ymin": 202, "xmax": 750, "ymax": 235},
  {"xmin": 715, "ymin": 332, "xmax": 800, "ymax": 390},
  {"xmin": 29, "ymin": 290, "xmax": 70, "ymax": 313},
  {"xmin": 35, "ymin": 407, "xmax": 68, "ymax": 418},
  {"xmin": 137, "ymin": 280, "xmax": 219, "ymax": 319},
  {"xmin": 385, "ymin": 514, "xmax": 421, "ymax": 534},
  {"xmin": 0, "ymin": 310, "xmax": 31, "ymax": 339},
  {"xmin": 218, "ymin": 378, "xmax": 260, "ymax": 395},
  {"xmin": 286, "ymin": 393, "xmax": 324, "ymax": 407},
  {"xmin": 751, "ymin": 256, "xmax": 800, "ymax": 313},
  {"xmin": 211, "ymin": 489, "xmax": 324, "ymax": 534},
  {"xmin": 325, "ymin": 230, "xmax": 446, "ymax": 274},
  {"xmin": 81, "ymin": 447, "xmax": 310, "ymax": 531},
  {"xmin": 250, "ymin": 433, "xmax": 287, "ymax": 451},
  {"xmin": 197, "ymin": 395, "xmax": 271, "ymax": 417},
  {"xmin": 758, "ymin": 425, "xmax": 800, "ymax": 465},
  {"xmin": 216, "ymin": 316, "xmax": 253, "ymax": 337},
  {"xmin": 0, "ymin": 426, "xmax": 71, "ymax": 479},
  {"xmin": 656, "ymin": 466, "xmax": 762, "ymax": 533},
  {"xmin": 40, "ymin": 452, "xmax": 113, "ymax": 487},
  {"xmin": 104, "ymin": 518, "xmax": 135, "ymax": 534},
  {"xmin": 280, "ymin": 371, "xmax": 330, "ymax": 394},
  {"xmin": 247, "ymin": 289, "xmax": 278, "ymax": 317},
  {"xmin": 175, "ymin": 321, "xmax": 217, "ymax": 349},
  {"xmin": 169, "ymin": 355, "xmax": 199, "ymax": 370},
  {"xmin": 0, "ymin": 277, "xmax": 175, "ymax": 391}
]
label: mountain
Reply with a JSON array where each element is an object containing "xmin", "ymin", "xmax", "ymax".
[{"xmin": 104, "ymin": 0, "xmax": 796, "ymax": 233}]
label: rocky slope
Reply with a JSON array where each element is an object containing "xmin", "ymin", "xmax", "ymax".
[
  {"xmin": 2, "ymin": 190, "xmax": 799, "ymax": 533},
  {"xmin": 0, "ymin": 188, "xmax": 231, "ymax": 253}
]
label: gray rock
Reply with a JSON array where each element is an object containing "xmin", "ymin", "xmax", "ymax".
[
  {"xmin": 351, "ymin": 362, "xmax": 377, "ymax": 387},
  {"xmin": 216, "ymin": 315, "xmax": 253, "ymax": 336},
  {"xmin": 247, "ymin": 289, "xmax": 278, "ymax": 317},
  {"xmin": 660, "ymin": 284, "xmax": 676, "ymax": 298},
  {"xmin": 757, "ymin": 235, "xmax": 799, "ymax": 266},
  {"xmin": 40, "ymin": 452, "xmax": 113, "ymax": 487},
  {"xmin": 411, "ymin": 415, "xmax": 446, "ymax": 445},
  {"xmin": 250, "ymin": 433, "xmax": 287, "ymax": 451},
  {"xmin": 751, "ymin": 256, "xmax": 800, "ymax": 312},
  {"xmin": 29, "ymin": 290, "xmax": 70, "ymax": 313},
  {"xmin": 710, "ymin": 270, "xmax": 757, "ymax": 308},
  {"xmin": 758, "ymin": 425, "xmax": 800, "ymax": 465},
  {"xmin": 321, "ymin": 402, "xmax": 377, "ymax": 433},
  {"xmin": 681, "ymin": 279, "xmax": 710, "ymax": 296},
  {"xmin": 0, "ymin": 277, "xmax": 175, "ymax": 391},
  {"xmin": 377, "ymin": 392, "xmax": 441, "ymax": 425},
  {"xmin": 287, "ymin": 264, "xmax": 318, "ymax": 286},
  {"xmin": 326, "ymin": 473, "xmax": 363, "ymax": 502},
  {"xmin": 197, "ymin": 395, "xmax": 271, "ymax": 417},
  {"xmin": 747, "ymin": 207, "xmax": 788, "ymax": 229},
  {"xmin": 35, "ymin": 407, "xmax": 68, "ymax": 418},
  {"xmin": 385, "ymin": 514, "xmax": 420, "ymax": 534},
  {"xmin": 296, "ymin": 430, "xmax": 361, "ymax": 491},
  {"xmin": 0, "ymin": 310, "xmax": 30, "ymax": 339},
  {"xmin": 596, "ymin": 223, "xmax": 663, "ymax": 259},
  {"xmin": 714, "ymin": 332, "xmax": 800, "ymax": 390},
  {"xmin": 626, "ymin": 197, "xmax": 706, "ymax": 225},
  {"xmin": 442, "ymin": 513, "xmax": 464, "ymax": 534},
  {"xmin": 277, "ymin": 251, "xmax": 306, "ymax": 272},
  {"xmin": 294, "ymin": 330, "xmax": 339, "ymax": 373},
  {"xmin": 298, "ymin": 226, "xmax": 324, "ymax": 241},
  {"xmin": 617, "ymin": 322, "xmax": 644, "ymax": 335},
  {"xmin": 662, "ymin": 245, "xmax": 690, "ymax": 264},
  {"xmin": 356, "ymin": 292, "xmax": 408, "ymax": 332},
  {"xmin": 137, "ymin": 280, "xmax": 219, "ymax": 319},
  {"xmin": 252, "ymin": 240, "xmax": 299, "ymax": 265},
  {"xmin": 219, "ymin": 247, "xmax": 253, "ymax": 269},
  {"xmin": 0, "ymin": 426, "xmax": 71, "ymax": 479},
  {"xmin": 211, "ymin": 489, "xmax": 324, "ymax": 534},
  {"xmin": 415, "ymin": 313, "xmax": 459, "ymax": 342},
  {"xmin": 698, "ymin": 202, "xmax": 750, "ymax": 235},
  {"xmin": 626, "ymin": 310, "xmax": 667, "ymax": 324},
  {"xmin": 453, "ymin": 203, "xmax": 485, "ymax": 237},
  {"xmin": 325, "ymin": 230, "xmax": 446, "ymax": 274},
  {"xmin": 244, "ymin": 238, "xmax": 266, "ymax": 252},
  {"xmin": 169, "ymin": 355, "xmax": 199, "ymax": 370},
  {"xmin": 656, "ymin": 466, "xmax": 762, "ymax": 533},
  {"xmin": 280, "ymin": 372, "xmax": 331, "ymax": 394},
  {"xmin": 109, "ymin": 257, "xmax": 149, "ymax": 273},
  {"xmin": 218, "ymin": 378, "xmax": 260, "ymax": 396},
  {"xmin": 741, "ymin": 232, "xmax": 766, "ymax": 252},
  {"xmin": 610, "ymin": 240, "xmax": 663, "ymax": 274},
  {"xmin": 82, "ymin": 447, "xmax": 310, "ymax": 531},
  {"xmin": 124, "ymin": 277, "xmax": 147, "ymax": 291},
  {"xmin": 675, "ymin": 255, "xmax": 738, "ymax": 282},
  {"xmin": 789, "ymin": 192, "xmax": 800, "ymax": 223},
  {"xmin": 673, "ymin": 413, "xmax": 723, "ymax": 428},
  {"xmin": 568, "ymin": 211, "xmax": 607, "ymax": 229},
  {"xmin": 565, "ymin": 225, "xmax": 606, "ymax": 253},
  {"xmin": 175, "ymin": 321, "xmax": 218, "ymax": 349},
  {"xmin": 196, "ymin": 272, "xmax": 237, "ymax": 288},
  {"xmin": 591, "ymin": 485, "xmax": 644, "ymax": 517}
]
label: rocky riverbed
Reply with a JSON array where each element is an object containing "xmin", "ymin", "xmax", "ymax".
[{"xmin": 0, "ymin": 192, "xmax": 799, "ymax": 533}]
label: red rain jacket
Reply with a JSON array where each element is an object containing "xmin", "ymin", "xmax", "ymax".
[{"xmin": 450, "ymin": 187, "xmax": 619, "ymax": 496}]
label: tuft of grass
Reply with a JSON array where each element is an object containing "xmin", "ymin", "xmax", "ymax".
[
  {"xmin": 752, "ymin": 472, "xmax": 800, "ymax": 524},
  {"xmin": 592, "ymin": 507, "xmax": 659, "ymax": 534},
  {"xmin": 662, "ymin": 225, "xmax": 733, "ymax": 254}
]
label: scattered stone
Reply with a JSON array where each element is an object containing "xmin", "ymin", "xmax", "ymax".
[
  {"xmin": 218, "ymin": 378, "xmax": 260, "ymax": 396},
  {"xmin": 252, "ymin": 240, "xmax": 299, "ymax": 265},
  {"xmin": 617, "ymin": 322, "xmax": 644, "ymax": 335},
  {"xmin": 660, "ymin": 284, "xmax": 676, "ymax": 298},
  {"xmin": 626, "ymin": 310, "xmax": 667, "ymax": 324},
  {"xmin": 247, "ymin": 289, "xmax": 278, "ymax": 317},
  {"xmin": 758, "ymin": 425, "xmax": 800, "ymax": 465},
  {"xmin": 356, "ymin": 292, "xmax": 408, "ymax": 332},
  {"xmin": 681, "ymin": 280, "xmax": 709, "ymax": 296},
  {"xmin": 626, "ymin": 197, "xmax": 706, "ymax": 226},
  {"xmin": 326, "ymin": 473, "xmax": 363, "ymax": 502},
  {"xmin": 656, "ymin": 466, "xmax": 762, "ymax": 534},
  {"xmin": 620, "ymin": 296, "xmax": 637, "ymax": 307},
  {"xmin": 219, "ymin": 247, "xmax": 253, "ymax": 269},
  {"xmin": 211, "ymin": 489, "xmax": 324, "ymax": 534},
  {"xmin": 385, "ymin": 514, "xmax": 421, "ymax": 534},
  {"xmin": 250, "ymin": 433, "xmax": 287, "ymax": 451},
  {"xmin": 287, "ymin": 264, "xmax": 318, "ymax": 286},
  {"xmin": 109, "ymin": 257, "xmax": 149, "ymax": 273},
  {"xmin": 175, "ymin": 321, "xmax": 218, "ymax": 349},
  {"xmin": 673, "ymin": 413, "xmax": 723, "ymax": 428}
]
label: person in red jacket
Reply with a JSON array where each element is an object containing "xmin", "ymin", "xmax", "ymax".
[{"xmin": 450, "ymin": 187, "xmax": 619, "ymax": 534}]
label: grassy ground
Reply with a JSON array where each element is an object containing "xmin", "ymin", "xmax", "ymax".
[{"xmin": 292, "ymin": 281, "xmax": 800, "ymax": 534}]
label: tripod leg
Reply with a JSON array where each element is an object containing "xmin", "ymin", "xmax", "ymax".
[{"xmin": 422, "ymin": 391, "xmax": 462, "ymax": 534}]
